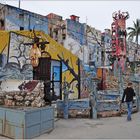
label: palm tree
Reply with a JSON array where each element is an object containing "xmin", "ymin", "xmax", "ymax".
[{"xmin": 127, "ymin": 19, "xmax": 140, "ymax": 73}]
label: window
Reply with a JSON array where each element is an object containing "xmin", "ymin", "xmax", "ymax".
[
  {"xmin": 20, "ymin": 26, "xmax": 24, "ymax": 30},
  {"xmin": 62, "ymin": 34, "xmax": 66, "ymax": 40},
  {"xmin": 107, "ymin": 39, "xmax": 110, "ymax": 43},
  {"xmin": 19, "ymin": 13, "xmax": 24, "ymax": 19},
  {"xmin": 0, "ymin": 19, "xmax": 4, "ymax": 27}
]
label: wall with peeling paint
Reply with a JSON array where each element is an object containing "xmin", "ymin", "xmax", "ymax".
[
  {"xmin": 47, "ymin": 13, "xmax": 66, "ymax": 45},
  {"xmin": 0, "ymin": 4, "xmax": 48, "ymax": 33}
]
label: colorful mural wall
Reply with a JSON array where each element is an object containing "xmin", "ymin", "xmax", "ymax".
[
  {"xmin": 80, "ymin": 64, "xmax": 96, "ymax": 98},
  {"xmin": 66, "ymin": 19, "xmax": 85, "ymax": 45},
  {"xmin": 86, "ymin": 25, "xmax": 102, "ymax": 67},
  {"xmin": 65, "ymin": 22, "xmax": 101, "ymax": 98},
  {"xmin": 64, "ymin": 36, "xmax": 86, "ymax": 62},
  {"xmin": 64, "ymin": 19, "xmax": 89, "ymax": 64},
  {"xmin": 0, "ymin": 30, "xmax": 79, "ymax": 99}
]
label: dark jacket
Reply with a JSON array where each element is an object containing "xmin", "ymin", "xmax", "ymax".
[{"xmin": 122, "ymin": 87, "xmax": 136, "ymax": 103}]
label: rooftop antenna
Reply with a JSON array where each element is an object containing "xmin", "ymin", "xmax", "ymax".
[{"xmin": 18, "ymin": 0, "xmax": 21, "ymax": 8}]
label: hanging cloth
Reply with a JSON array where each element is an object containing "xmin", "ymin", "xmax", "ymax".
[{"xmin": 29, "ymin": 44, "xmax": 41, "ymax": 67}]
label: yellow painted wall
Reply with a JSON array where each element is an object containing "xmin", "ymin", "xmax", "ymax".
[{"xmin": 0, "ymin": 31, "xmax": 10, "ymax": 54}]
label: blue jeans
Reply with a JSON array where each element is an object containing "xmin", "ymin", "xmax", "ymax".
[{"xmin": 126, "ymin": 102, "xmax": 133, "ymax": 121}]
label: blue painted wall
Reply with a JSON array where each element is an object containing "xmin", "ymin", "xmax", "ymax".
[
  {"xmin": 66, "ymin": 19, "xmax": 85, "ymax": 45},
  {"xmin": 5, "ymin": 5, "xmax": 48, "ymax": 33}
]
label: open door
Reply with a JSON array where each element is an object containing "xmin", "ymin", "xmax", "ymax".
[
  {"xmin": 33, "ymin": 56, "xmax": 51, "ymax": 104},
  {"xmin": 33, "ymin": 57, "xmax": 51, "ymax": 81}
]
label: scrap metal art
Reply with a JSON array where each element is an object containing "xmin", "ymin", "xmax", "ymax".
[
  {"xmin": 24, "ymin": 30, "xmax": 50, "ymax": 67},
  {"xmin": 111, "ymin": 10, "xmax": 129, "ymax": 72},
  {"xmin": 29, "ymin": 43, "xmax": 41, "ymax": 67}
]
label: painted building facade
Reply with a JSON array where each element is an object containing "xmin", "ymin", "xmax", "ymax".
[
  {"xmin": 0, "ymin": 30, "xmax": 80, "ymax": 99},
  {"xmin": 4, "ymin": 9, "xmax": 102, "ymax": 68},
  {"xmin": 0, "ymin": 3, "xmax": 48, "ymax": 33},
  {"xmin": 47, "ymin": 14, "xmax": 88, "ymax": 64},
  {"xmin": 46, "ymin": 13, "xmax": 93, "ymax": 98}
]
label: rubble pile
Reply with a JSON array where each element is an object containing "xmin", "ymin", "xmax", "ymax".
[
  {"xmin": 106, "ymin": 76, "xmax": 119, "ymax": 90},
  {"xmin": 57, "ymin": 109, "xmax": 90, "ymax": 118},
  {"xmin": 105, "ymin": 68, "xmax": 133, "ymax": 90},
  {"xmin": 0, "ymin": 81, "xmax": 46, "ymax": 107},
  {"xmin": 98, "ymin": 111, "xmax": 121, "ymax": 117},
  {"xmin": 0, "ymin": 91, "xmax": 5, "ymax": 105}
]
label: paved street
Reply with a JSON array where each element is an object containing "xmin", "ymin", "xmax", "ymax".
[{"xmin": 1, "ymin": 112, "xmax": 140, "ymax": 139}]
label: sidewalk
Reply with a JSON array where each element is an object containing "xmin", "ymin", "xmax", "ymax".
[{"xmin": 0, "ymin": 112, "xmax": 140, "ymax": 139}]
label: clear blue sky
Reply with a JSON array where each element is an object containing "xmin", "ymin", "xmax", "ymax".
[{"xmin": 1, "ymin": 0, "xmax": 140, "ymax": 32}]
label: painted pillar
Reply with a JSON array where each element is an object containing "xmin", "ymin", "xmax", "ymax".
[
  {"xmin": 138, "ymin": 82, "xmax": 140, "ymax": 111},
  {"xmin": 90, "ymin": 79, "xmax": 97, "ymax": 119},
  {"xmin": 63, "ymin": 77, "xmax": 69, "ymax": 119},
  {"xmin": 134, "ymin": 81, "xmax": 139, "ymax": 112},
  {"xmin": 118, "ymin": 62, "xmax": 124, "ymax": 113},
  {"xmin": 118, "ymin": 64, "xmax": 123, "ymax": 95},
  {"xmin": 136, "ymin": 82, "xmax": 139, "ymax": 112}
]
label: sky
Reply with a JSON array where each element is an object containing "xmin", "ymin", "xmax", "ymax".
[{"xmin": 1, "ymin": 0, "xmax": 140, "ymax": 32}]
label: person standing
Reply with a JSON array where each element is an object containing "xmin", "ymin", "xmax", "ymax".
[{"xmin": 121, "ymin": 82, "xmax": 136, "ymax": 121}]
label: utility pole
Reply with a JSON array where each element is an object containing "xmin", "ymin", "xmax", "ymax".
[
  {"xmin": 134, "ymin": 45, "xmax": 137, "ymax": 75},
  {"xmin": 83, "ymin": 16, "xmax": 88, "ymax": 64},
  {"xmin": 118, "ymin": 61, "xmax": 123, "ymax": 95}
]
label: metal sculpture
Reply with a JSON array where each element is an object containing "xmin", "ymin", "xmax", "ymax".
[{"xmin": 111, "ymin": 10, "xmax": 129, "ymax": 72}]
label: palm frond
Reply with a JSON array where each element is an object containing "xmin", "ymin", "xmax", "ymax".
[
  {"xmin": 127, "ymin": 19, "xmax": 140, "ymax": 43},
  {"xmin": 127, "ymin": 27, "xmax": 135, "ymax": 31}
]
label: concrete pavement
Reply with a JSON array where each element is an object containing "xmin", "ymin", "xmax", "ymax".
[{"xmin": 0, "ymin": 112, "xmax": 140, "ymax": 139}]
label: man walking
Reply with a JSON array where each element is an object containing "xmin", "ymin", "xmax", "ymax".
[{"xmin": 121, "ymin": 82, "xmax": 136, "ymax": 121}]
